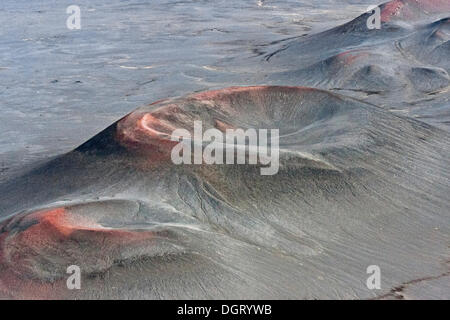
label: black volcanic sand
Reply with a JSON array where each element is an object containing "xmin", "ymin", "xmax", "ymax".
[{"xmin": 0, "ymin": 0, "xmax": 449, "ymax": 299}]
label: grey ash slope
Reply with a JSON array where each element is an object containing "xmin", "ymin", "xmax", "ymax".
[
  {"xmin": 262, "ymin": 1, "xmax": 450, "ymax": 130},
  {"xmin": 0, "ymin": 86, "xmax": 449, "ymax": 299},
  {"xmin": 0, "ymin": 0, "xmax": 449, "ymax": 300}
]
